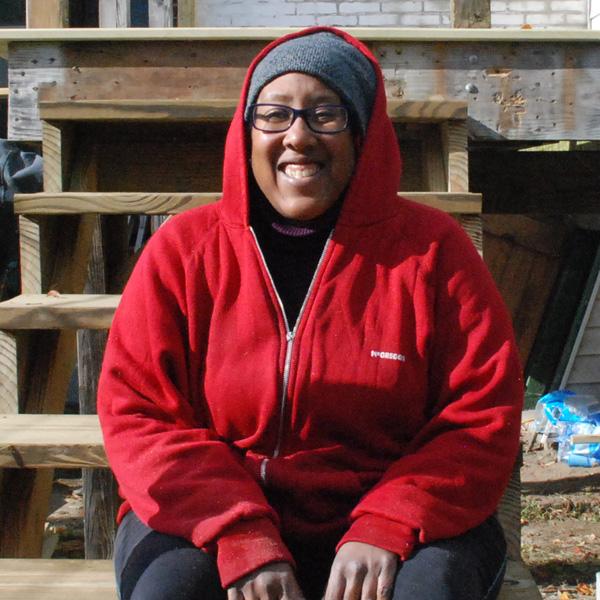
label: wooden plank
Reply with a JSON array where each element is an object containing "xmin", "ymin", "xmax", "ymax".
[
  {"xmin": 9, "ymin": 40, "xmax": 600, "ymax": 141},
  {"xmin": 0, "ymin": 559, "xmax": 117, "ymax": 600},
  {"xmin": 25, "ymin": 0, "xmax": 69, "ymax": 28},
  {"xmin": 498, "ymin": 560, "xmax": 542, "ymax": 600},
  {"xmin": 0, "ymin": 557, "xmax": 536, "ymax": 600},
  {"xmin": 590, "ymin": 296, "xmax": 600, "ymax": 327},
  {"xmin": 0, "ymin": 414, "xmax": 107, "ymax": 468},
  {"xmin": 177, "ymin": 0, "xmax": 197, "ymax": 26},
  {"xmin": 0, "ymin": 88, "xmax": 8, "ymax": 99},
  {"xmin": 496, "ymin": 459, "xmax": 521, "ymax": 561},
  {"xmin": 443, "ymin": 122, "xmax": 469, "ymax": 193},
  {"xmin": 149, "ymin": 0, "xmax": 174, "ymax": 27},
  {"xmin": 451, "ymin": 0, "xmax": 491, "ymax": 28},
  {"xmin": 0, "ymin": 332, "xmax": 18, "ymax": 413},
  {"xmin": 98, "ymin": 0, "xmax": 131, "ymax": 28},
  {"xmin": 0, "ymin": 294, "xmax": 120, "ymax": 330},
  {"xmin": 37, "ymin": 98, "xmax": 467, "ymax": 123},
  {"xmin": 14, "ymin": 191, "xmax": 482, "ymax": 215},
  {"xmin": 572, "ymin": 434, "xmax": 600, "ymax": 444}
]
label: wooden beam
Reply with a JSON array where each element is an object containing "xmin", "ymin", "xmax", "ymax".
[
  {"xmin": 37, "ymin": 99, "xmax": 467, "ymax": 123},
  {"xmin": 0, "ymin": 332, "xmax": 18, "ymax": 413},
  {"xmin": 149, "ymin": 0, "xmax": 174, "ymax": 27},
  {"xmin": 0, "ymin": 559, "xmax": 117, "ymax": 600},
  {"xmin": 98, "ymin": 0, "xmax": 131, "ymax": 28},
  {"xmin": 451, "ymin": 0, "xmax": 491, "ymax": 28},
  {"xmin": 177, "ymin": 0, "xmax": 196, "ymax": 26},
  {"xmin": 0, "ymin": 415, "xmax": 107, "ymax": 468},
  {"xmin": 14, "ymin": 191, "xmax": 481, "ymax": 215},
  {"xmin": 25, "ymin": 0, "xmax": 69, "ymax": 28},
  {"xmin": 0, "ymin": 294, "xmax": 120, "ymax": 330}
]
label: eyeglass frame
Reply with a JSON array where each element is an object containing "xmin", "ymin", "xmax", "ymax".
[{"xmin": 248, "ymin": 103, "xmax": 350, "ymax": 134}]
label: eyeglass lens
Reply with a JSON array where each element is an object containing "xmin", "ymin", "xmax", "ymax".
[{"xmin": 252, "ymin": 104, "xmax": 348, "ymax": 133}]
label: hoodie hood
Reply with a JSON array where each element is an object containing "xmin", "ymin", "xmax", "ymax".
[{"xmin": 220, "ymin": 27, "xmax": 403, "ymax": 230}]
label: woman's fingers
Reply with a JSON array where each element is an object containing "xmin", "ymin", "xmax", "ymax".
[
  {"xmin": 325, "ymin": 542, "xmax": 398, "ymax": 600},
  {"xmin": 227, "ymin": 562, "xmax": 304, "ymax": 600}
]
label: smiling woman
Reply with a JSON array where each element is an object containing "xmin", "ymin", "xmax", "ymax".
[{"xmin": 98, "ymin": 27, "xmax": 523, "ymax": 600}]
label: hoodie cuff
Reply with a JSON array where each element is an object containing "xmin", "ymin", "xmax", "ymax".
[
  {"xmin": 337, "ymin": 515, "xmax": 417, "ymax": 561},
  {"xmin": 216, "ymin": 517, "xmax": 295, "ymax": 588}
]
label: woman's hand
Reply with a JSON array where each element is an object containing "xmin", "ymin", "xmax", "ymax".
[
  {"xmin": 227, "ymin": 562, "xmax": 305, "ymax": 600},
  {"xmin": 324, "ymin": 542, "xmax": 398, "ymax": 600}
]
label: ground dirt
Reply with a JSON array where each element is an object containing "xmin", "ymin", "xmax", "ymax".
[{"xmin": 522, "ymin": 432, "xmax": 600, "ymax": 600}]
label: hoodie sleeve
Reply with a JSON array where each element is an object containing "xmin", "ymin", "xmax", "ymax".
[
  {"xmin": 97, "ymin": 221, "xmax": 292, "ymax": 588},
  {"xmin": 338, "ymin": 218, "xmax": 523, "ymax": 560}
]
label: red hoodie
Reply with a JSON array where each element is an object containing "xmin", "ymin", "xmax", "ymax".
[{"xmin": 97, "ymin": 27, "xmax": 523, "ymax": 588}]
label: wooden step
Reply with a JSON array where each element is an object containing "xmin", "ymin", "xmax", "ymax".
[
  {"xmin": 0, "ymin": 558, "xmax": 539, "ymax": 599},
  {"xmin": 0, "ymin": 414, "xmax": 107, "ymax": 468},
  {"xmin": 0, "ymin": 294, "xmax": 119, "ymax": 330},
  {"xmin": 14, "ymin": 191, "xmax": 482, "ymax": 215},
  {"xmin": 38, "ymin": 98, "xmax": 467, "ymax": 123},
  {"xmin": 0, "ymin": 559, "xmax": 117, "ymax": 600}
]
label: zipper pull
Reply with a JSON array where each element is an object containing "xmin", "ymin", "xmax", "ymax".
[{"xmin": 286, "ymin": 331, "xmax": 295, "ymax": 343}]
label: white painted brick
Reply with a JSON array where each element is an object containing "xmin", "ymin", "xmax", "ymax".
[
  {"xmin": 565, "ymin": 12, "xmax": 588, "ymax": 23},
  {"xmin": 231, "ymin": 13, "xmax": 315, "ymax": 24},
  {"xmin": 490, "ymin": 13, "xmax": 526, "ymax": 25},
  {"xmin": 316, "ymin": 14, "xmax": 359, "ymax": 24},
  {"xmin": 209, "ymin": 14, "xmax": 233, "ymax": 25},
  {"xmin": 592, "ymin": 14, "xmax": 600, "ymax": 28},
  {"xmin": 525, "ymin": 12, "xmax": 566, "ymax": 23},
  {"xmin": 423, "ymin": 0, "xmax": 448, "ymax": 11},
  {"xmin": 296, "ymin": 2, "xmax": 336, "ymax": 14},
  {"xmin": 550, "ymin": 0, "xmax": 585, "ymax": 10},
  {"xmin": 339, "ymin": 1, "xmax": 381, "ymax": 13},
  {"xmin": 398, "ymin": 12, "xmax": 441, "ymax": 25},
  {"xmin": 381, "ymin": 1, "xmax": 422, "ymax": 12},
  {"xmin": 505, "ymin": 1, "xmax": 546, "ymax": 11},
  {"xmin": 358, "ymin": 13, "xmax": 399, "ymax": 24},
  {"xmin": 592, "ymin": 0, "xmax": 600, "ymax": 13},
  {"xmin": 491, "ymin": 0, "xmax": 509, "ymax": 10}
]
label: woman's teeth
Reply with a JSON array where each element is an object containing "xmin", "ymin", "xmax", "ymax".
[{"xmin": 283, "ymin": 164, "xmax": 319, "ymax": 179}]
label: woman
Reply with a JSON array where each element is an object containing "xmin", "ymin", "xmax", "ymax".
[{"xmin": 98, "ymin": 27, "xmax": 522, "ymax": 600}]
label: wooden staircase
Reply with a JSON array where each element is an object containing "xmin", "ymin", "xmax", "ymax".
[{"xmin": 0, "ymin": 89, "xmax": 539, "ymax": 599}]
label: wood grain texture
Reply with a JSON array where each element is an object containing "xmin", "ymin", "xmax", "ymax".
[
  {"xmin": 451, "ymin": 0, "xmax": 491, "ymax": 28},
  {"xmin": 14, "ymin": 191, "xmax": 482, "ymax": 214},
  {"xmin": 177, "ymin": 0, "xmax": 197, "ymax": 26},
  {"xmin": 443, "ymin": 122, "xmax": 469, "ymax": 193},
  {"xmin": 0, "ymin": 559, "xmax": 118, "ymax": 600},
  {"xmin": 18, "ymin": 216, "xmax": 42, "ymax": 295},
  {"xmin": 0, "ymin": 414, "xmax": 107, "ymax": 468},
  {"xmin": 149, "ymin": 0, "xmax": 174, "ymax": 27},
  {"xmin": 26, "ymin": 0, "xmax": 69, "ymax": 28},
  {"xmin": 0, "ymin": 294, "xmax": 119, "ymax": 330},
  {"xmin": 498, "ymin": 560, "xmax": 543, "ymax": 600},
  {"xmin": 98, "ymin": 0, "xmax": 130, "ymax": 28},
  {"xmin": 579, "ymin": 326, "xmax": 600, "ymax": 356},
  {"xmin": 496, "ymin": 458, "xmax": 521, "ymax": 561},
  {"xmin": 37, "ymin": 98, "xmax": 466, "ymax": 123},
  {"xmin": 9, "ymin": 40, "xmax": 600, "ymax": 141},
  {"xmin": 568, "ymin": 356, "xmax": 600, "ymax": 384},
  {"xmin": 0, "ymin": 332, "xmax": 18, "ymax": 414}
]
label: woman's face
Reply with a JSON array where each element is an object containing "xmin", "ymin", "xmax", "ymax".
[{"xmin": 250, "ymin": 73, "xmax": 356, "ymax": 221}]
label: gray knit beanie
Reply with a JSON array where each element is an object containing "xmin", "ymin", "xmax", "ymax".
[{"xmin": 245, "ymin": 32, "xmax": 377, "ymax": 135}]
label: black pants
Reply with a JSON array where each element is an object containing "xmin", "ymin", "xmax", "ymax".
[{"xmin": 115, "ymin": 511, "xmax": 507, "ymax": 600}]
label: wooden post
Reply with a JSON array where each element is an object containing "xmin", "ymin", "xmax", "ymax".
[
  {"xmin": 450, "ymin": 0, "xmax": 491, "ymax": 28},
  {"xmin": 99, "ymin": 0, "xmax": 131, "ymax": 28},
  {"xmin": 177, "ymin": 0, "xmax": 197, "ymax": 26},
  {"xmin": 26, "ymin": 0, "xmax": 69, "ymax": 28},
  {"xmin": 149, "ymin": 0, "xmax": 174, "ymax": 27}
]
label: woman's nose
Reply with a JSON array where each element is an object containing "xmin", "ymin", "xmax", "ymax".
[{"xmin": 283, "ymin": 115, "xmax": 317, "ymax": 149}]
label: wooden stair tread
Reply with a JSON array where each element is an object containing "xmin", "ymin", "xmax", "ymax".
[
  {"xmin": 14, "ymin": 191, "xmax": 482, "ymax": 215},
  {"xmin": 0, "ymin": 559, "xmax": 117, "ymax": 600},
  {"xmin": 39, "ymin": 98, "xmax": 467, "ymax": 123},
  {"xmin": 0, "ymin": 558, "xmax": 539, "ymax": 599},
  {"xmin": 0, "ymin": 294, "xmax": 120, "ymax": 330},
  {"xmin": 0, "ymin": 414, "xmax": 107, "ymax": 468}
]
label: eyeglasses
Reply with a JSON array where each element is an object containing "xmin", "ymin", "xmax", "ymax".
[{"xmin": 249, "ymin": 103, "xmax": 350, "ymax": 134}]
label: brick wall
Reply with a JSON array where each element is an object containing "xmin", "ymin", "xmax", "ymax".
[
  {"xmin": 196, "ymin": 0, "xmax": 589, "ymax": 28},
  {"xmin": 592, "ymin": 0, "xmax": 600, "ymax": 27}
]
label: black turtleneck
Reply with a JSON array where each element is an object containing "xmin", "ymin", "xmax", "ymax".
[{"xmin": 250, "ymin": 195, "xmax": 341, "ymax": 328}]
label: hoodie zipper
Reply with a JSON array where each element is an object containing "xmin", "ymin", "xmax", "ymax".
[{"xmin": 250, "ymin": 228, "xmax": 333, "ymax": 476}]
